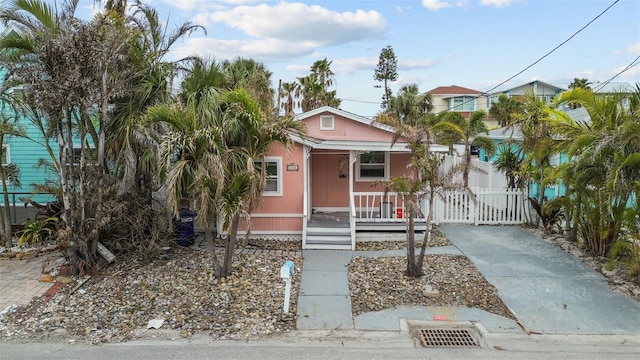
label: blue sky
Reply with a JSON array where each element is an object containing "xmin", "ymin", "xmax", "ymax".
[{"xmin": 74, "ymin": 0, "xmax": 640, "ymax": 116}]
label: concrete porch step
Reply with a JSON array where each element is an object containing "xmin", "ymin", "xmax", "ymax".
[{"xmin": 303, "ymin": 243, "xmax": 352, "ymax": 250}]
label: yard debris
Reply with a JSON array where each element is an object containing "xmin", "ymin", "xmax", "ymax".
[
  {"xmin": 146, "ymin": 318, "xmax": 165, "ymax": 330},
  {"xmin": 97, "ymin": 242, "xmax": 116, "ymax": 263},
  {"xmin": 54, "ymin": 276, "xmax": 73, "ymax": 284}
]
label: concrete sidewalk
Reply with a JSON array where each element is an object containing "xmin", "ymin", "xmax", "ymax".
[{"xmin": 439, "ymin": 224, "xmax": 640, "ymax": 335}]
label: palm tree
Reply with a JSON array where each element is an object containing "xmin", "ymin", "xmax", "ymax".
[
  {"xmin": 0, "ymin": 0, "xmax": 87, "ymax": 270},
  {"xmin": 0, "ymin": 114, "xmax": 26, "ymax": 245},
  {"xmin": 380, "ymin": 116, "xmax": 464, "ymax": 277},
  {"xmin": 146, "ymin": 89, "xmax": 227, "ymax": 275},
  {"xmin": 568, "ymin": 78, "xmax": 591, "ymax": 90},
  {"xmin": 279, "ymin": 81, "xmax": 297, "ymax": 117},
  {"xmin": 489, "ymin": 94, "xmax": 523, "ymax": 127},
  {"xmin": 430, "ymin": 110, "xmax": 496, "ymax": 187},
  {"xmin": 511, "ymin": 92, "xmax": 558, "ymax": 202},
  {"xmin": 310, "ymin": 58, "xmax": 334, "ymax": 89},
  {"xmin": 385, "ymin": 84, "xmax": 433, "ymax": 125},
  {"xmin": 107, "ymin": 0, "xmax": 203, "ymax": 196},
  {"xmin": 293, "ymin": 59, "xmax": 341, "ymax": 112},
  {"xmin": 221, "ymin": 57, "xmax": 275, "ymax": 115},
  {"xmin": 548, "ymin": 86, "xmax": 639, "ymax": 256},
  {"xmin": 493, "ymin": 145, "xmax": 525, "ymax": 189},
  {"xmin": 215, "ymin": 89, "xmax": 305, "ymax": 277}
]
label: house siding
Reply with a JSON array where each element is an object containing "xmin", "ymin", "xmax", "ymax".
[
  {"xmin": 303, "ymin": 112, "xmax": 395, "ymax": 142},
  {"xmin": 1, "ymin": 68, "xmax": 58, "ymax": 206}
]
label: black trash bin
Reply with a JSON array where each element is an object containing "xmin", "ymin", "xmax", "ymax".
[{"xmin": 175, "ymin": 209, "xmax": 197, "ymax": 246}]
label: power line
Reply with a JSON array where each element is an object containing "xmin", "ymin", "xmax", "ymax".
[
  {"xmin": 477, "ymin": 0, "xmax": 620, "ymax": 99},
  {"xmin": 431, "ymin": 0, "xmax": 621, "ymax": 114},
  {"xmin": 592, "ymin": 55, "xmax": 640, "ymax": 92},
  {"xmin": 343, "ymin": 0, "xmax": 621, "ymax": 115},
  {"xmin": 341, "ymin": 98, "xmax": 381, "ymax": 105}
]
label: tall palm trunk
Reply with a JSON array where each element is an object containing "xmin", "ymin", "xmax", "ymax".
[
  {"xmin": 222, "ymin": 212, "xmax": 241, "ymax": 278},
  {"xmin": 416, "ymin": 192, "xmax": 435, "ymax": 271},
  {"xmin": 205, "ymin": 219, "xmax": 223, "ymax": 278}
]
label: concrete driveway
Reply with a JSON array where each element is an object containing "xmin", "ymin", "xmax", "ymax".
[{"xmin": 439, "ymin": 224, "xmax": 640, "ymax": 334}]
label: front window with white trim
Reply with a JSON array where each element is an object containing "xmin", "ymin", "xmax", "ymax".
[
  {"xmin": 256, "ymin": 157, "xmax": 282, "ymax": 196},
  {"xmin": 449, "ymin": 96, "xmax": 476, "ymax": 111},
  {"xmin": 357, "ymin": 151, "xmax": 388, "ymax": 181}
]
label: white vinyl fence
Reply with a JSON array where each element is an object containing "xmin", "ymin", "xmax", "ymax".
[
  {"xmin": 434, "ymin": 187, "xmax": 529, "ymax": 225},
  {"xmin": 441, "ymin": 154, "xmax": 508, "ymax": 190}
]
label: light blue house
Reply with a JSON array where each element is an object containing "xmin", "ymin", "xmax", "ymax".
[{"xmin": 479, "ymin": 81, "xmax": 636, "ymax": 201}]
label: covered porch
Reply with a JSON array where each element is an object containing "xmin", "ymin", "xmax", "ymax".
[{"xmin": 301, "ymin": 142, "xmax": 443, "ymax": 250}]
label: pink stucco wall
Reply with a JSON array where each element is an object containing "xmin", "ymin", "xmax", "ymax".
[{"xmin": 238, "ymin": 142, "xmax": 304, "ymax": 232}]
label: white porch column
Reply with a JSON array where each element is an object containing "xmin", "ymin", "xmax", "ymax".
[
  {"xmin": 349, "ymin": 150, "xmax": 354, "ymax": 205},
  {"xmin": 302, "ymin": 145, "xmax": 311, "ymax": 249},
  {"xmin": 349, "ymin": 150, "xmax": 356, "ymax": 250}
]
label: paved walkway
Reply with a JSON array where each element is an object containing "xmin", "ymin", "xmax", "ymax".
[
  {"xmin": 296, "ymin": 246, "xmax": 512, "ymax": 332},
  {"xmin": 298, "ymin": 225, "xmax": 640, "ymax": 335},
  {"xmin": 0, "ymin": 254, "xmax": 64, "ymax": 312}
]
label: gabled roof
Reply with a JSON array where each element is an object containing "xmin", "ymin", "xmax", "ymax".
[
  {"xmin": 294, "ymin": 106, "xmax": 396, "ymax": 133},
  {"xmin": 291, "ymin": 106, "xmax": 449, "ymax": 152},
  {"xmin": 426, "ymin": 85, "xmax": 483, "ymax": 96},
  {"xmin": 592, "ymin": 81, "xmax": 635, "ymax": 94},
  {"xmin": 489, "ymin": 80, "xmax": 565, "ymax": 95}
]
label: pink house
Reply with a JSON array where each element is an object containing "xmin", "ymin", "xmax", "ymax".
[{"xmin": 237, "ymin": 106, "xmax": 447, "ymax": 250}]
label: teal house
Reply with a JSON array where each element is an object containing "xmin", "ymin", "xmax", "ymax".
[{"xmin": 1, "ymin": 68, "xmax": 60, "ymax": 223}]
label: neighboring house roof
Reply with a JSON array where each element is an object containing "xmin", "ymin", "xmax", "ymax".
[
  {"xmin": 426, "ymin": 85, "xmax": 484, "ymax": 97},
  {"xmin": 592, "ymin": 81, "xmax": 635, "ymax": 93},
  {"xmin": 489, "ymin": 80, "xmax": 565, "ymax": 95},
  {"xmin": 562, "ymin": 106, "xmax": 590, "ymax": 123},
  {"xmin": 485, "ymin": 125, "xmax": 522, "ymax": 140}
]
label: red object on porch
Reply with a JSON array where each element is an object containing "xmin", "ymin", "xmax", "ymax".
[{"xmin": 396, "ymin": 208, "xmax": 403, "ymax": 218}]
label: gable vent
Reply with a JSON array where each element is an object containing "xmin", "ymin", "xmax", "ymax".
[{"xmin": 320, "ymin": 115, "xmax": 334, "ymax": 130}]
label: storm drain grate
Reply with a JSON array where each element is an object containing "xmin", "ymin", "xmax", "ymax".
[{"xmin": 418, "ymin": 328, "xmax": 480, "ymax": 348}]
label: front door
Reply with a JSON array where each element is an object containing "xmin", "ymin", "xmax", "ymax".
[{"xmin": 310, "ymin": 152, "xmax": 350, "ymax": 211}]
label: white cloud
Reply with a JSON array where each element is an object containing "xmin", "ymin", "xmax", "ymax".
[
  {"xmin": 422, "ymin": 0, "xmax": 453, "ymax": 11},
  {"xmin": 284, "ymin": 56, "xmax": 437, "ymax": 79},
  {"xmin": 203, "ymin": 3, "xmax": 385, "ymax": 46},
  {"xmin": 421, "ymin": 0, "xmax": 470, "ymax": 11},
  {"xmin": 480, "ymin": 0, "xmax": 514, "ymax": 8},
  {"xmin": 161, "ymin": 0, "xmax": 256, "ymax": 11},
  {"xmin": 399, "ymin": 59, "xmax": 438, "ymax": 70},
  {"xmin": 619, "ymin": 42, "xmax": 640, "ymax": 55},
  {"xmin": 285, "ymin": 64, "xmax": 311, "ymax": 76},
  {"xmin": 170, "ymin": 37, "xmax": 319, "ymax": 62}
]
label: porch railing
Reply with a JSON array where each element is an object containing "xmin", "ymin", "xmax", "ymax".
[
  {"xmin": 352, "ymin": 192, "xmax": 426, "ymax": 223},
  {"xmin": 352, "ymin": 188, "xmax": 528, "ymax": 226}
]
